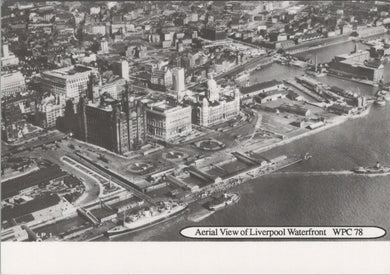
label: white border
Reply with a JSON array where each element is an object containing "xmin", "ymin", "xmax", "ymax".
[{"xmin": 2, "ymin": 241, "xmax": 390, "ymax": 274}]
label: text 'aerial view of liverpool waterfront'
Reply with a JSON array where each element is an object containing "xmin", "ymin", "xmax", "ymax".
[{"xmin": 1, "ymin": 0, "xmax": 390, "ymax": 242}]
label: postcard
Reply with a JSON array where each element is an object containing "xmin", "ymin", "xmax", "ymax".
[{"xmin": 1, "ymin": 0, "xmax": 390, "ymax": 273}]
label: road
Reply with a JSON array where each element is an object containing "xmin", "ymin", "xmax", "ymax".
[
  {"xmin": 2, "ymin": 131, "xmax": 66, "ymax": 156},
  {"xmin": 69, "ymin": 154, "xmax": 156, "ymax": 205}
]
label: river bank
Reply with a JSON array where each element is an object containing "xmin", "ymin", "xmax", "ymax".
[{"xmin": 251, "ymin": 106, "xmax": 370, "ymax": 155}]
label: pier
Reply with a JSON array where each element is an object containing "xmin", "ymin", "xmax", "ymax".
[
  {"xmin": 231, "ymin": 152, "xmax": 262, "ymax": 166},
  {"xmin": 187, "ymin": 166, "xmax": 218, "ymax": 182}
]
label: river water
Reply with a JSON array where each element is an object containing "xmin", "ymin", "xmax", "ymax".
[{"xmin": 105, "ymin": 36, "xmax": 390, "ymax": 241}]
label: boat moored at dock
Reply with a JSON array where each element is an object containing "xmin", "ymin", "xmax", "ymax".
[{"xmin": 105, "ymin": 201, "xmax": 187, "ymax": 238}]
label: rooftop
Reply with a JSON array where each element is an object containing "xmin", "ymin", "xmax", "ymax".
[
  {"xmin": 257, "ymin": 89, "xmax": 288, "ymax": 99},
  {"xmin": 147, "ymin": 101, "xmax": 187, "ymax": 113},
  {"xmin": 42, "ymin": 65, "xmax": 94, "ymax": 78},
  {"xmin": 2, "ymin": 166, "xmax": 67, "ymax": 200},
  {"xmin": 2, "ymin": 193, "xmax": 61, "ymax": 222},
  {"xmin": 90, "ymin": 207, "xmax": 116, "ymax": 219},
  {"xmin": 240, "ymin": 79, "xmax": 282, "ymax": 95}
]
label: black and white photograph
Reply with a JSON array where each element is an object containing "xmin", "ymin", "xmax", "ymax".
[{"xmin": 1, "ymin": 0, "xmax": 390, "ymax": 273}]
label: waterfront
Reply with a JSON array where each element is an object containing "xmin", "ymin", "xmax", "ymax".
[
  {"xmin": 102, "ymin": 41, "xmax": 390, "ymax": 242},
  {"xmin": 105, "ymin": 97, "xmax": 390, "ymax": 241}
]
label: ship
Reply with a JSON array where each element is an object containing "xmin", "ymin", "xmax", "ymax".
[
  {"xmin": 289, "ymin": 60, "xmax": 308, "ymax": 68},
  {"xmin": 105, "ymin": 201, "xmax": 187, "ymax": 238},
  {"xmin": 353, "ymin": 162, "xmax": 390, "ymax": 174},
  {"xmin": 375, "ymin": 97, "xmax": 386, "ymax": 106},
  {"xmin": 207, "ymin": 193, "xmax": 240, "ymax": 211},
  {"xmin": 376, "ymin": 90, "xmax": 390, "ymax": 101}
]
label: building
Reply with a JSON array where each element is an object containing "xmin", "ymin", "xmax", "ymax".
[
  {"xmin": 1, "ymin": 166, "xmax": 68, "ymax": 200},
  {"xmin": 35, "ymin": 94, "xmax": 65, "ymax": 128},
  {"xmin": 1, "ymin": 44, "xmax": 19, "ymax": 67},
  {"xmin": 256, "ymin": 90, "xmax": 288, "ymax": 104},
  {"xmin": 2, "ymin": 103, "xmax": 26, "ymax": 142},
  {"xmin": 328, "ymin": 49, "xmax": 384, "ymax": 82},
  {"xmin": 328, "ymin": 104, "xmax": 354, "ymax": 115},
  {"xmin": 201, "ymin": 26, "xmax": 227, "ymax": 40},
  {"xmin": 112, "ymin": 60, "xmax": 129, "ymax": 81},
  {"xmin": 40, "ymin": 65, "xmax": 98, "ymax": 102},
  {"xmin": 78, "ymin": 93, "xmax": 146, "ymax": 154},
  {"xmin": 2, "ymin": 193, "xmax": 74, "ymax": 230},
  {"xmin": 1, "ymin": 71, "xmax": 26, "ymax": 98},
  {"xmin": 84, "ymin": 24, "xmax": 107, "ymax": 36},
  {"xmin": 172, "ymin": 67, "xmax": 185, "ymax": 93},
  {"xmin": 286, "ymin": 90, "xmax": 304, "ymax": 101},
  {"xmin": 277, "ymin": 103, "xmax": 311, "ymax": 117},
  {"xmin": 100, "ymin": 77, "xmax": 126, "ymax": 100},
  {"xmin": 240, "ymin": 80, "xmax": 284, "ymax": 103},
  {"xmin": 1, "ymin": 166, "xmax": 76, "ymax": 230},
  {"xmin": 150, "ymin": 67, "xmax": 173, "ymax": 91},
  {"xmin": 145, "ymin": 101, "xmax": 192, "ymax": 142},
  {"xmin": 193, "ymin": 77, "xmax": 240, "ymax": 127},
  {"xmin": 100, "ymin": 40, "xmax": 109, "ymax": 54}
]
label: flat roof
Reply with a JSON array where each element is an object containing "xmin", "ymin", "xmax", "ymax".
[
  {"xmin": 257, "ymin": 89, "xmax": 288, "ymax": 98},
  {"xmin": 147, "ymin": 101, "xmax": 185, "ymax": 112},
  {"xmin": 90, "ymin": 207, "xmax": 116, "ymax": 219},
  {"xmin": 2, "ymin": 166, "xmax": 67, "ymax": 200},
  {"xmin": 2, "ymin": 193, "xmax": 61, "ymax": 222},
  {"xmin": 240, "ymin": 79, "xmax": 282, "ymax": 95},
  {"xmin": 340, "ymin": 59, "xmax": 383, "ymax": 69},
  {"xmin": 43, "ymin": 65, "xmax": 94, "ymax": 78}
]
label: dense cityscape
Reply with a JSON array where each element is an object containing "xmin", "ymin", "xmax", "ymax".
[{"xmin": 2, "ymin": 1, "xmax": 390, "ymax": 242}]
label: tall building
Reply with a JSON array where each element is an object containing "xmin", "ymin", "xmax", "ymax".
[
  {"xmin": 145, "ymin": 101, "xmax": 192, "ymax": 141},
  {"xmin": 1, "ymin": 71, "xmax": 26, "ymax": 98},
  {"xmin": 1, "ymin": 44, "xmax": 19, "ymax": 67},
  {"xmin": 123, "ymin": 94, "xmax": 147, "ymax": 150},
  {"xmin": 193, "ymin": 77, "xmax": 240, "ymax": 127},
  {"xmin": 113, "ymin": 60, "xmax": 129, "ymax": 81},
  {"xmin": 39, "ymin": 65, "xmax": 98, "ymax": 102},
  {"xmin": 172, "ymin": 67, "xmax": 185, "ymax": 93},
  {"xmin": 78, "ymin": 92, "xmax": 145, "ymax": 154}
]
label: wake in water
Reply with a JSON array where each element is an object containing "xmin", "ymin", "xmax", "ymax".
[{"xmin": 271, "ymin": 171, "xmax": 390, "ymax": 177}]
